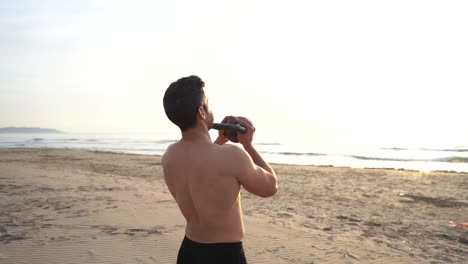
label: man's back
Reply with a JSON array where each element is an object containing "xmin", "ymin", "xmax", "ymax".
[
  {"xmin": 162, "ymin": 76, "xmax": 277, "ymax": 263},
  {"xmin": 162, "ymin": 141, "xmax": 245, "ymax": 243}
]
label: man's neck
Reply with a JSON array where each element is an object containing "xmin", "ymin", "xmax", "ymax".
[{"xmin": 181, "ymin": 127, "xmax": 212, "ymax": 143}]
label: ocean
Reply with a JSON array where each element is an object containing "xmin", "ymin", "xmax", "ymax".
[{"xmin": 1, "ymin": 132, "xmax": 467, "ymax": 173}]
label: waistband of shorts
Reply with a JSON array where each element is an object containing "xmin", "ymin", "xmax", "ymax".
[{"xmin": 183, "ymin": 236, "xmax": 243, "ymax": 247}]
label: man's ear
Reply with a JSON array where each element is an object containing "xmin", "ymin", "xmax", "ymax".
[{"xmin": 197, "ymin": 106, "xmax": 206, "ymax": 120}]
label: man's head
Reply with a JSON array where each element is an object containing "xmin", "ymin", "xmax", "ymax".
[{"xmin": 163, "ymin": 75, "xmax": 214, "ymax": 131}]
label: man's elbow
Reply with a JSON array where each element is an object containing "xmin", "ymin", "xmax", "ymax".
[{"xmin": 259, "ymin": 184, "xmax": 278, "ymax": 198}]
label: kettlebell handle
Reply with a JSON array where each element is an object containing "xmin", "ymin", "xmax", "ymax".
[{"xmin": 212, "ymin": 123, "xmax": 247, "ymax": 134}]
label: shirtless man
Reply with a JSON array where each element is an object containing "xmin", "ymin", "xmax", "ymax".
[{"xmin": 162, "ymin": 75, "xmax": 278, "ymax": 264}]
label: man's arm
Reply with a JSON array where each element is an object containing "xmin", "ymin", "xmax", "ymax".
[
  {"xmin": 236, "ymin": 116, "xmax": 276, "ymax": 175},
  {"xmin": 231, "ymin": 116, "xmax": 278, "ymax": 197},
  {"xmin": 243, "ymin": 144, "xmax": 275, "ymax": 175}
]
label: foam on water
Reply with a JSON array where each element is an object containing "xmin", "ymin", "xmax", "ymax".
[{"xmin": 1, "ymin": 133, "xmax": 467, "ymax": 172}]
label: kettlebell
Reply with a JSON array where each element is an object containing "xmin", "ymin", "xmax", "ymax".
[{"xmin": 212, "ymin": 117, "xmax": 247, "ymax": 143}]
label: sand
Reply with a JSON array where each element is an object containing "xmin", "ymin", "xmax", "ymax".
[{"xmin": 0, "ymin": 148, "xmax": 467, "ymax": 264}]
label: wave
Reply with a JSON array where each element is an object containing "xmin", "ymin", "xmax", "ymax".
[
  {"xmin": 264, "ymin": 151, "xmax": 325, "ymax": 156},
  {"xmin": 257, "ymin": 143, "xmax": 281, "ymax": 146},
  {"xmin": 350, "ymin": 155, "xmax": 415, "ymax": 162},
  {"xmin": 154, "ymin": 140, "xmax": 177, "ymax": 144},
  {"xmin": 351, "ymin": 155, "xmax": 468, "ymax": 164},
  {"xmin": 433, "ymin": 157, "xmax": 468, "ymax": 163},
  {"xmin": 383, "ymin": 147, "xmax": 468, "ymax": 153},
  {"xmin": 382, "ymin": 147, "xmax": 408, "ymax": 151},
  {"xmin": 100, "ymin": 147, "xmax": 167, "ymax": 152},
  {"xmin": 427, "ymin": 148, "xmax": 468, "ymax": 153}
]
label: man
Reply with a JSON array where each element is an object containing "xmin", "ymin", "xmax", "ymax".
[{"xmin": 162, "ymin": 75, "xmax": 278, "ymax": 264}]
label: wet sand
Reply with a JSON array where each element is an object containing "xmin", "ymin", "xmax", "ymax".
[{"xmin": 0, "ymin": 148, "xmax": 467, "ymax": 263}]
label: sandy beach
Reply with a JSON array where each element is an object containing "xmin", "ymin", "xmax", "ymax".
[{"xmin": 0, "ymin": 148, "xmax": 467, "ymax": 263}]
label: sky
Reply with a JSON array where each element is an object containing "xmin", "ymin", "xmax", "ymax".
[{"xmin": 1, "ymin": 0, "xmax": 467, "ymax": 147}]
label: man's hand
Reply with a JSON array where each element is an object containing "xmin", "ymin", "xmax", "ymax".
[
  {"xmin": 214, "ymin": 115, "xmax": 235, "ymax": 145},
  {"xmin": 236, "ymin": 116, "xmax": 256, "ymax": 148}
]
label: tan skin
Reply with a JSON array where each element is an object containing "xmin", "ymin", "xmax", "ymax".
[{"xmin": 162, "ymin": 102, "xmax": 277, "ymax": 243}]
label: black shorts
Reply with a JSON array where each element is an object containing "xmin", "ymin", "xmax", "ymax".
[{"xmin": 177, "ymin": 236, "xmax": 247, "ymax": 264}]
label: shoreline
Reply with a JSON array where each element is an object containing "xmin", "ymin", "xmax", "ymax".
[
  {"xmin": 1, "ymin": 148, "xmax": 467, "ymax": 263},
  {"xmin": 2, "ymin": 147, "xmax": 467, "ymax": 175}
]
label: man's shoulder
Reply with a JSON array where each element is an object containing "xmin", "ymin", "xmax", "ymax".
[
  {"xmin": 216, "ymin": 143, "xmax": 243, "ymax": 154},
  {"xmin": 214, "ymin": 144, "xmax": 249, "ymax": 163},
  {"xmin": 162, "ymin": 143, "xmax": 178, "ymax": 164},
  {"xmin": 162, "ymin": 143, "xmax": 174, "ymax": 155}
]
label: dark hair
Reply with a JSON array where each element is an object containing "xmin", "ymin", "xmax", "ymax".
[{"xmin": 163, "ymin": 75, "xmax": 206, "ymax": 131}]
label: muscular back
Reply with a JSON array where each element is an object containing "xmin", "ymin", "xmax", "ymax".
[{"xmin": 162, "ymin": 141, "xmax": 245, "ymax": 243}]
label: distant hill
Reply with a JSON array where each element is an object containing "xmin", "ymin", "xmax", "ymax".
[{"xmin": 0, "ymin": 127, "xmax": 65, "ymax": 134}]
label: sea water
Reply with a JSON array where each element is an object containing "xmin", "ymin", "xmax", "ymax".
[{"xmin": 0, "ymin": 132, "xmax": 467, "ymax": 173}]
